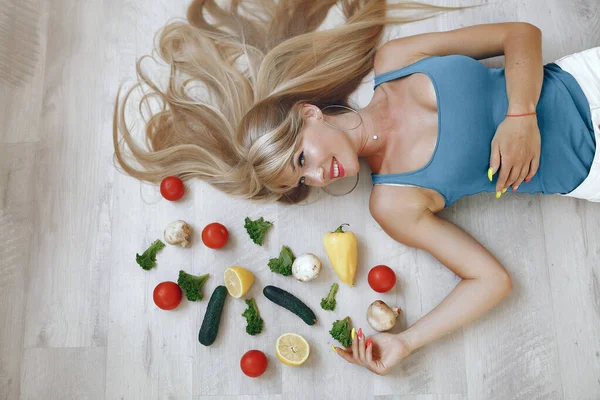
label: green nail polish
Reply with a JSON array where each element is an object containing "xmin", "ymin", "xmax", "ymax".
[
  {"xmin": 496, "ymin": 191, "xmax": 501, "ymax": 199},
  {"xmin": 488, "ymin": 168, "xmax": 493, "ymax": 182}
]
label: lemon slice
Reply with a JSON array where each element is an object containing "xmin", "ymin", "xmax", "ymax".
[
  {"xmin": 223, "ymin": 266, "xmax": 254, "ymax": 298},
  {"xmin": 275, "ymin": 333, "xmax": 310, "ymax": 366}
]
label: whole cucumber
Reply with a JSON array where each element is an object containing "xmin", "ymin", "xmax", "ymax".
[
  {"xmin": 198, "ymin": 286, "xmax": 228, "ymax": 346},
  {"xmin": 263, "ymin": 285, "xmax": 317, "ymax": 325}
]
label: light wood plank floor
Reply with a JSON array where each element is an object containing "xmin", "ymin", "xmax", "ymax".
[{"xmin": 1, "ymin": 0, "xmax": 599, "ymax": 399}]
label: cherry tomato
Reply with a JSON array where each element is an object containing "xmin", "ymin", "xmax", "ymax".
[
  {"xmin": 368, "ymin": 265, "xmax": 397, "ymax": 293},
  {"xmin": 202, "ymin": 223, "xmax": 229, "ymax": 249},
  {"xmin": 160, "ymin": 176, "xmax": 185, "ymax": 201},
  {"xmin": 240, "ymin": 350, "xmax": 268, "ymax": 378},
  {"xmin": 153, "ymin": 281, "xmax": 182, "ymax": 310}
]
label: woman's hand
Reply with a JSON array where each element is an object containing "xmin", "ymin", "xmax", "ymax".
[
  {"xmin": 489, "ymin": 116, "xmax": 541, "ymax": 195},
  {"xmin": 333, "ymin": 330, "xmax": 412, "ymax": 375}
]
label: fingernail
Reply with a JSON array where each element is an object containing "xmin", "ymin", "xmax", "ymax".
[
  {"xmin": 366, "ymin": 338, "xmax": 372, "ymax": 348},
  {"xmin": 488, "ymin": 168, "xmax": 493, "ymax": 182},
  {"xmin": 513, "ymin": 186, "xmax": 518, "ymax": 192},
  {"xmin": 351, "ymin": 328, "xmax": 356, "ymax": 340},
  {"xmin": 331, "ymin": 345, "xmax": 337, "ymax": 353},
  {"xmin": 502, "ymin": 188, "xmax": 507, "ymax": 194},
  {"xmin": 496, "ymin": 191, "xmax": 501, "ymax": 199},
  {"xmin": 525, "ymin": 177, "xmax": 531, "ymax": 183},
  {"xmin": 358, "ymin": 328, "xmax": 363, "ymax": 339}
]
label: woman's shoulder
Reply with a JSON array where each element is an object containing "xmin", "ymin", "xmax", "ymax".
[{"xmin": 373, "ymin": 44, "xmax": 430, "ymax": 77}]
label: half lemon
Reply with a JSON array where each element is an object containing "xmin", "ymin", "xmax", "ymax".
[
  {"xmin": 223, "ymin": 266, "xmax": 254, "ymax": 298},
  {"xmin": 275, "ymin": 333, "xmax": 310, "ymax": 366}
]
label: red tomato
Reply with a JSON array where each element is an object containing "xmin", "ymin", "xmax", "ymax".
[
  {"xmin": 368, "ymin": 265, "xmax": 397, "ymax": 293},
  {"xmin": 240, "ymin": 350, "xmax": 268, "ymax": 378},
  {"xmin": 153, "ymin": 281, "xmax": 182, "ymax": 310},
  {"xmin": 202, "ymin": 223, "xmax": 229, "ymax": 249},
  {"xmin": 160, "ymin": 176, "xmax": 185, "ymax": 201}
]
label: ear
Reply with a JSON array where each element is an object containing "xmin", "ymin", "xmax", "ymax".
[{"xmin": 302, "ymin": 104, "xmax": 322, "ymax": 121}]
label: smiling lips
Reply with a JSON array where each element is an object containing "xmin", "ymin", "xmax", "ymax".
[{"xmin": 330, "ymin": 157, "xmax": 345, "ymax": 180}]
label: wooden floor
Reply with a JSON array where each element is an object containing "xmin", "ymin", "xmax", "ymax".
[{"xmin": 1, "ymin": 0, "xmax": 599, "ymax": 399}]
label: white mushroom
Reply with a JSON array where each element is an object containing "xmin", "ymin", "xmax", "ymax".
[
  {"xmin": 366, "ymin": 300, "xmax": 401, "ymax": 332},
  {"xmin": 291, "ymin": 253, "xmax": 322, "ymax": 282},
  {"xmin": 164, "ymin": 220, "xmax": 192, "ymax": 247}
]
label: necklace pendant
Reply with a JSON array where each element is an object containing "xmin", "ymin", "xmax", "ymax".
[{"xmin": 373, "ymin": 135, "xmax": 378, "ymax": 140}]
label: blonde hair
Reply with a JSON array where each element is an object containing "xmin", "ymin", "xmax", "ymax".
[{"xmin": 113, "ymin": 0, "xmax": 455, "ymax": 203}]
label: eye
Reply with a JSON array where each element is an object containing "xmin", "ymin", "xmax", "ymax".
[{"xmin": 297, "ymin": 151, "xmax": 306, "ymax": 187}]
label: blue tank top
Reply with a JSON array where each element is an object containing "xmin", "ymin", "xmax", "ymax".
[{"xmin": 371, "ymin": 55, "xmax": 596, "ymax": 207}]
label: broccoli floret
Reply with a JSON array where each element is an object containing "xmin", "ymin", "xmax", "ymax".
[
  {"xmin": 330, "ymin": 316, "xmax": 353, "ymax": 348},
  {"xmin": 135, "ymin": 239, "xmax": 165, "ymax": 270},
  {"xmin": 242, "ymin": 298, "xmax": 264, "ymax": 336},
  {"xmin": 244, "ymin": 217, "xmax": 274, "ymax": 246},
  {"xmin": 268, "ymin": 245, "xmax": 295, "ymax": 276},
  {"xmin": 177, "ymin": 270, "xmax": 210, "ymax": 301},
  {"xmin": 320, "ymin": 283, "xmax": 339, "ymax": 311}
]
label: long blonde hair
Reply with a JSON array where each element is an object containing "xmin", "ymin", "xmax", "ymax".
[{"xmin": 113, "ymin": 0, "xmax": 454, "ymax": 203}]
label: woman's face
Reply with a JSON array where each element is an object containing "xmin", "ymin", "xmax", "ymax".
[{"xmin": 283, "ymin": 104, "xmax": 360, "ymax": 188}]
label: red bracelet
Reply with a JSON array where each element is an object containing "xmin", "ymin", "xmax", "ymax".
[{"xmin": 505, "ymin": 112, "xmax": 537, "ymax": 117}]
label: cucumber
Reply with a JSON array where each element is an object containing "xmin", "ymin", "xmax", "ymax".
[
  {"xmin": 263, "ymin": 285, "xmax": 317, "ymax": 325},
  {"xmin": 198, "ymin": 286, "xmax": 228, "ymax": 346}
]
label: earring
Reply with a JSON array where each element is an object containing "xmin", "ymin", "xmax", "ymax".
[
  {"xmin": 321, "ymin": 172, "xmax": 360, "ymax": 196},
  {"xmin": 319, "ymin": 105, "xmax": 377, "ymax": 140},
  {"xmin": 320, "ymin": 105, "xmax": 363, "ymax": 130}
]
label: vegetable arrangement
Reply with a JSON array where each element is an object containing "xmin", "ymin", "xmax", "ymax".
[{"xmin": 134, "ymin": 178, "xmax": 405, "ymax": 378}]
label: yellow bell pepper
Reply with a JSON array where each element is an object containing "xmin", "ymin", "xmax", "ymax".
[{"xmin": 323, "ymin": 224, "xmax": 358, "ymax": 286}]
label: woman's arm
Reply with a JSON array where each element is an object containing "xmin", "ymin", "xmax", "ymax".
[
  {"xmin": 372, "ymin": 187, "xmax": 512, "ymax": 351},
  {"xmin": 491, "ymin": 26, "xmax": 543, "ymax": 194},
  {"xmin": 374, "ymin": 22, "xmax": 544, "ymax": 194},
  {"xmin": 502, "ymin": 25, "xmax": 543, "ymax": 117},
  {"xmin": 335, "ymin": 186, "xmax": 512, "ymax": 374},
  {"xmin": 387, "ymin": 211, "xmax": 512, "ymax": 352},
  {"xmin": 374, "ymin": 22, "xmax": 541, "ymax": 73}
]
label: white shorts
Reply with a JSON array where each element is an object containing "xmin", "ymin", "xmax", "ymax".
[{"xmin": 555, "ymin": 47, "xmax": 600, "ymax": 201}]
